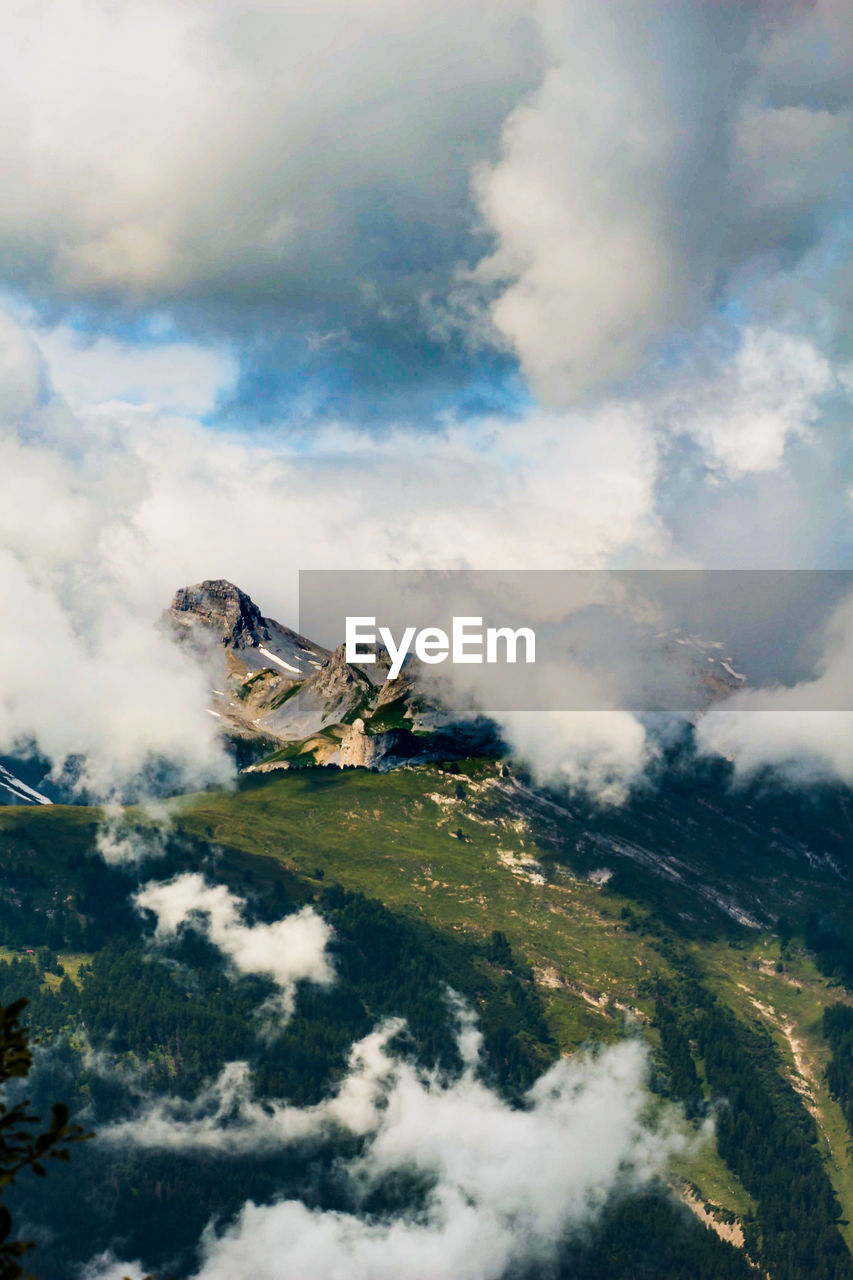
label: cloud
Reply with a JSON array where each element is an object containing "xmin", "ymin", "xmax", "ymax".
[
  {"xmin": 197, "ymin": 1038, "xmax": 690, "ymax": 1280},
  {"xmin": 0, "ymin": 0, "xmax": 543, "ymax": 417},
  {"xmin": 81, "ymin": 1258, "xmax": 147, "ymax": 1280},
  {"xmin": 468, "ymin": 0, "xmax": 852, "ymax": 405},
  {"xmin": 0, "ymin": 308, "xmax": 48, "ymax": 418},
  {"xmin": 95, "ymin": 804, "xmax": 170, "ymax": 867},
  {"xmin": 0, "ymin": 1, "xmax": 848, "ymax": 420},
  {"xmin": 0, "ymin": 546, "xmax": 232, "ymax": 801},
  {"xmin": 105, "ymin": 1003, "xmax": 480, "ymax": 1155},
  {"xmin": 104, "ymin": 1021, "xmax": 405, "ymax": 1154},
  {"xmin": 661, "ymin": 327, "xmax": 834, "ymax": 478},
  {"xmin": 36, "ymin": 324, "xmax": 238, "ymax": 417},
  {"xmin": 0, "ymin": 311, "xmax": 664, "ymax": 611},
  {"xmin": 696, "ymin": 591, "xmax": 853, "ymax": 786},
  {"xmin": 699, "ymin": 709, "xmax": 853, "ymax": 788},
  {"xmin": 134, "ymin": 874, "xmax": 335, "ymax": 1016},
  {"xmin": 655, "ymin": 415, "xmax": 853, "ymax": 570},
  {"xmin": 499, "ymin": 710, "xmax": 653, "ymax": 806},
  {"xmin": 102, "ymin": 1010, "xmax": 697, "ymax": 1280}
]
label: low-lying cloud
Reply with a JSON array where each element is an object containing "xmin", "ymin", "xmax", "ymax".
[
  {"xmin": 100, "ymin": 1008, "xmax": 698, "ymax": 1280},
  {"xmin": 134, "ymin": 874, "xmax": 335, "ymax": 1017},
  {"xmin": 696, "ymin": 591, "xmax": 853, "ymax": 786},
  {"xmin": 0, "ymin": 546, "xmax": 232, "ymax": 801},
  {"xmin": 498, "ymin": 710, "xmax": 653, "ymax": 807}
]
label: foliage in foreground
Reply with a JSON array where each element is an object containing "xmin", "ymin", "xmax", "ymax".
[{"xmin": 0, "ymin": 999, "xmax": 88, "ymax": 1280}]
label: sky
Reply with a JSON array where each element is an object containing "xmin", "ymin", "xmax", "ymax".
[{"xmin": 0, "ymin": 0, "xmax": 851, "ymax": 797}]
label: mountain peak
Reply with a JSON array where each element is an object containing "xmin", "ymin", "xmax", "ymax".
[{"xmin": 169, "ymin": 579, "xmax": 270, "ymax": 649}]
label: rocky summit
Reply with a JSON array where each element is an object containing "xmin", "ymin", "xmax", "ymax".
[
  {"xmin": 161, "ymin": 579, "xmax": 497, "ymax": 772},
  {"xmin": 168, "ymin": 579, "xmax": 273, "ymax": 649}
]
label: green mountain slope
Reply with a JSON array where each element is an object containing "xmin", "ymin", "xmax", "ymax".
[{"xmin": 1, "ymin": 757, "xmax": 853, "ymax": 1278}]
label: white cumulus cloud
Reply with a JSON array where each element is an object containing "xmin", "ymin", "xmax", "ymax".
[
  {"xmin": 134, "ymin": 873, "xmax": 335, "ymax": 1017},
  {"xmin": 101, "ymin": 1010, "xmax": 698, "ymax": 1280},
  {"xmin": 470, "ymin": 0, "xmax": 853, "ymax": 405}
]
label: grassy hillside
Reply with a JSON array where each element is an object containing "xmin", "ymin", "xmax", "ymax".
[{"xmin": 2, "ymin": 759, "xmax": 853, "ymax": 1276}]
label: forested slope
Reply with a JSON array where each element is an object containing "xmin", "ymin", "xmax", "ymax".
[{"xmin": 0, "ymin": 757, "xmax": 851, "ymax": 1278}]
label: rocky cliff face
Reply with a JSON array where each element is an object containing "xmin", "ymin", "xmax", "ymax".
[
  {"xmin": 312, "ymin": 644, "xmax": 365, "ymax": 699},
  {"xmin": 338, "ymin": 718, "xmax": 394, "ymax": 767},
  {"xmin": 161, "ymin": 580, "xmax": 472, "ymax": 770},
  {"xmin": 168, "ymin": 580, "xmax": 272, "ymax": 650},
  {"xmin": 164, "ymin": 580, "xmax": 327, "ymax": 676}
]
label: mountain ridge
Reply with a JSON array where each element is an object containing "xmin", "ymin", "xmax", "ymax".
[{"xmin": 164, "ymin": 578, "xmax": 499, "ymax": 770}]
